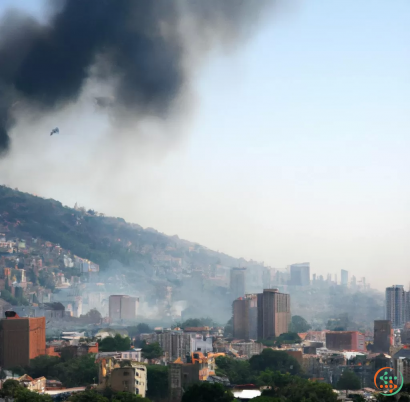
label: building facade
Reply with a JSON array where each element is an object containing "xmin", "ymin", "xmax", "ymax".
[
  {"xmin": 109, "ymin": 295, "xmax": 139, "ymax": 323},
  {"xmin": 289, "ymin": 263, "xmax": 310, "ymax": 286},
  {"xmin": 386, "ymin": 285, "xmax": 407, "ymax": 329},
  {"xmin": 169, "ymin": 362, "xmax": 200, "ymax": 402},
  {"xmin": 98, "ymin": 357, "xmax": 147, "ymax": 397},
  {"xmin": 257, "ymin": 289, "xmax": 291, "ymax": 339},
  {"xmin": 325, "ymin": 331, "xmax": 365, "ymax": 352},
  {"xmin": 374, "ymin": 320, "xmax": 392, "ymax": 353},
  {"xmin": 341, "ymin": 270, "xmax": 348, "ymax": 286},
  {"xmin": 233, "ymin": 294, "xmax": 258, "ymax": 341},
  {"xmin": 230, "ymin": 268, "xmax": 246, "ymax": 301},
  {"xmin": 110, "ymin": 365, "xmax": 147, "ymax": 397},
  {"xmin": 155, "ymin": 332, "xmax": 192, "ymax": 362},
  {"xmin": 0, "ymin": 311, "xmax": 46, "ymax": 368}
]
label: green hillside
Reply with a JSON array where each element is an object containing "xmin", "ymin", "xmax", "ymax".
[{"xmin": 0, "ymin": 185, "xmax": 249, "ymax": 271}]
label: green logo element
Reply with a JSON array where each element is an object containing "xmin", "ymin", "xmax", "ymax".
[{"xmin": 379, "ymin": 369, "xmax": 403, "ymax": 396}]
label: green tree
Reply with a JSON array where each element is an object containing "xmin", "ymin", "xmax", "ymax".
[
  {"xmin": 146, "ymin": 365, "xmax": 168, "ymax": 400},
  {"xmin": 177, "ymin": 318, "xmax": 213, "ymax": 329},
  {"xmin": 99, "ymin": 334, "xmax": 131, "ymax": 352},
  {"xmin": 1, "ymin": 289, "xmax": 18, "ymax": 305},
  {"xmin": 249, "ymin": 349, "xmax": 302, "ymax": 376},
  {"xmin": 135, "ymin": 323, "xmax": 151, "ymax": 334},
  {"xmin": 80, "ymin": 309, "xmax": 102, "ymax": 324},
  {"xmin": 289, "ymin": 315, "xmax": 311, "ymax": 333},
  {"xmin": 38, "ymin": 271, "xmax": 55, "ymax": 291},
  {"xmin": 0, "ymin": 379, "xmax": 23, "ymax": 397},
  {"xmin": 336, "ymin": 370, "xmax": 361, "ymax": 391},
  {"xmin": 112, "ymin": 392, "xmax": 151, "ymax": 402},
  {"xmin": 9, "ymin": 366, "xmax": 25, "ymax": 376},
  {"xmin": 181, "ymin": 383, "xmax": 234, "ymax": 402},
  {"xmin": 68, "ymin": 390, "xmax": 108, "ymax": 402},
  {"xmin": 141, "ymin": 342, "xmax": 163, "ymax": 360},
  {"xmin": 252, "ymin": 398, "xmax": 283, "ymax": 402},
  {"xmin": 52, "ymin": 354, "xmax": 98, "ymax": 388},
  {"xmin": 215, "ymin": 356, "xmax": 253, "ymax": 385},
  {"xmin": 15, "ymin": 388, "xmax": 53, "ymax": 402},
  {"xmin": 26, "ymin": 355, "xmax": 60, "ymax": 379},
  {"xmin": 260, "ymin": 373, "xmax": 338, "ymax": 402}
]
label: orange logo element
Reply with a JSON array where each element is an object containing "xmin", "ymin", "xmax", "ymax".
[{"xmin": 374, "ymin": 367, "xmax": 403, "ymax": 396}]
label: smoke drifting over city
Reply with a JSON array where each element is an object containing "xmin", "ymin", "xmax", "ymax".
[{"xmin": 0, "ymin": 0, "xmax": 272, "ymax": 154}]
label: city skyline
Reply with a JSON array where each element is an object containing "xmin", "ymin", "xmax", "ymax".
[{"xmin": 0, "ymin": 1, "xmax": 409, "ymax": 290}]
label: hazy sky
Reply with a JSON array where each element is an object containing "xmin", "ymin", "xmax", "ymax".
[{"xmin": 0, "ymin": 1, "xmax": 409, "ymax": 290}]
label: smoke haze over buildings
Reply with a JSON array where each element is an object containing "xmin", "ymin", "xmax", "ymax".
[
  {"xmin": 0, "ymin": 1, "xmax": 408, "ymax": 289},
  {"xmin": 0, "ymin": 0, "xmax": 273, "ymax": 154}
]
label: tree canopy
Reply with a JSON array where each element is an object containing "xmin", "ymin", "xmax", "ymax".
[
  {"xmin": 99, "ymin": 334, "xmax": 131, "ymax": 352},
  {"xmin": 289, "ymin": 315, "xmax": 311, "ymax": 333},
  {"xmin": 176, "ymin": 317, "xmax": 214, "ymax": 329},
  {"xmin": 141, "ymin": 342, "xmax": 163, "ymax": 360},
  {"xmin": 181, "ymin": 383, "xmax": 234, "ymax": 402},
  {"xmin": 0, "ymin": 379, "xmax": 52, "ymax": 402},
  {"xmin": 146, "ymin": 365, "xmax": 168, "ymax": 401},
  {"xmin": 68, "ymin": 390, "xmax": 108, "ymax": 402},
  {"xmin": 249, "ymin": 349, "xmax": 302, "ymax": 376},
  {"xmin": 24, "ymin": 354, "xmax": 98, "ymax": 388},
  {"xmin": 259, "ymin": 372, "xmax": 338, "ymax": 402},
  {"xmin": 336, "ymin": 370, "xmax": 361, "ymax": 391}
]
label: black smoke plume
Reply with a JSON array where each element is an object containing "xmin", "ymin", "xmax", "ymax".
[{"xmin": 0, "ymin": 0, "xmax": 272, "ymax": 155}]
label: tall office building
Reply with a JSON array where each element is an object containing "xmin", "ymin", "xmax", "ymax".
[
  {"xmin": 230, "ymin": 268, "xmax": 246, "ymax": 301},
  {"xmin": 374, "ymin": 320, "xmax": 392, "ymax": 353},
  {"xmin": 257, "ymin": 289, "xmax": 291, "ymax": 339},
  {"xmin": 232, "ymin": 294, "xmax": 258, "ymax": 340},
  {"xmin": 109, "ymin": 295, "xmax": 139, "ymax": 323},
  {"xmin": 289, "ymin": 263, "xmax": 310, "ymax": 286},
  {"xmin": 0, "ymin": 311, "xmax": 46, "ymax": 368},
  {"xmin": 386, "ymin": 286, "xmax": 406, "ymax": 329},
  {"xmin": 341, "ymin": 270, "xmax": 348, "ymax": 286}
]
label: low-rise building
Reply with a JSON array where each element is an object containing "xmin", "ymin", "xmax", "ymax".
[
  {"xmin": 230, "ymin": 342, "xmax": 263, "ymax": 359},
  {"xmin": 393, "ymin": 347, "xmax": 410, "ymax": 383},
  {"xmin": 169, "ymin": 360, "xmax": 201, "ymax": 402},
  {"xmin": 18, "ymin": 374, "xmax": 46, "ymax": 393},
  {"xmin": 97, "ymin": 357, "xmax": 147, "ymax": 398},
  {"xmin": 325, "ymin": 331, "xmax": 365, "ymax": 352}
]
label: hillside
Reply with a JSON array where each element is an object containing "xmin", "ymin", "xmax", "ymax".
[{"xmin": 0, "ymin": 185, "xmax": 262, "ymax": 273}]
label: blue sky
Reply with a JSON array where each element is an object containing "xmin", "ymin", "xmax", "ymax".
[{"xmin": 1, "ymin": 1, "xmax": 409, "ymax": 289}]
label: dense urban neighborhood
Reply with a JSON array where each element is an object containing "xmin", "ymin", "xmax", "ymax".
[{"xmin": 0, "ymin": 186, "xmax": 405, "ymax": 401}]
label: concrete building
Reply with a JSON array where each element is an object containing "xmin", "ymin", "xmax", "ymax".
[
  {"xmin": 98, "ymin": 357, "xmax": 147, "ymax": 397},
  {"xmin": 393, "ymin": 347, "xmax": 410, "ymax": 384},
  {"xmin": 0, "ymin": 311, "xmax": 46, "ymax": 368},
  {"xmin": 257, "ymin": 289, "xmax": 291, "ymax": 339},
  {"xmin": 325, "ymin": 331, "xmax": 365, "ymax": 352},
  {"xmin": 386, "ymin": 285, "xmax": 406, "ymax": 329},
  {"xmin": 232, "ymin": 294, "xmax": 257, "ymax": 341},
  {"xmin": 109, "ymin": 295, "xmax": 139, "ymax": 323},
  {"xmin": 374, "ymin": 320, "xmax": 392, "ymax": 353},
  {"xmin": 230, "ymin": 268, "xmax": 246, "ymax": 301},
  {"xmin": 341, "ymin": 270, "xmax": 348, "ymax": 286},
  {"xmin": 230, "ymin": 342, "xmax": 263, "ymax": 358},
  {"xmin": 401, "ymin": 323, "xmax": 410, "ymax": 345},
  {"xmin": 110, "ymin": 365, "xmax": 147, "ymax": 397},
  {"xmin": 169, "ymin": 361, "xmax": 200, "ymax": 402},
  {"xmin": 155, "ymin": 332, "xmax": 192, "ymax": 362},
  {"xmin": 289, "ymin": 263, "xmax": 310, "ymax": 286},
  {"xmin": 191, "ymin": 335, "xmax": 213, "ymax": 354}
]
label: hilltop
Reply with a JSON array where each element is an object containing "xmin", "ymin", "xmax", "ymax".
[{"xmin": 0, "ymin": 185, "xmax": 263, "ymax": 273}]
